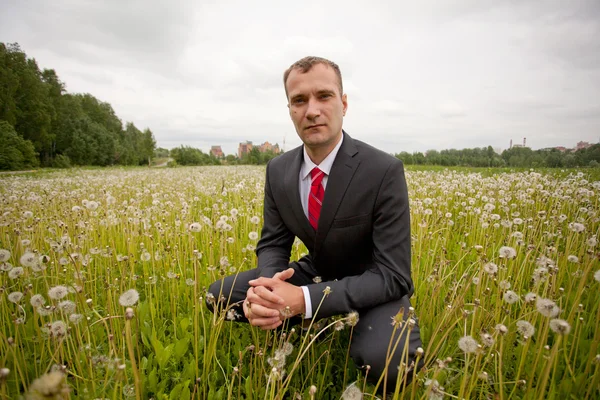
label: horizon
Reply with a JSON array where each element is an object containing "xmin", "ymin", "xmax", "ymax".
[{"xmin": 2, "ymin": 0, "xmax": 599, "ymax": 156}]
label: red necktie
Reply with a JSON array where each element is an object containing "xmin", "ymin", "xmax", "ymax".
[{"xmin": 308, "ymin": 167, "xmax": 325, "ymax": 230}]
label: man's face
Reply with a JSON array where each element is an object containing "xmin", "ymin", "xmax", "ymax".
[{"xmin": 286, "ymin": 63, "xmax": 348, "ymax": 152}]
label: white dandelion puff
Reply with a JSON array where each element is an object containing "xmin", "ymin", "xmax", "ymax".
[
  {"xmin": 483, "ymin": 262, "xmax": 498, "ymax": 275},
  {"xmin": 568, "ymin": 222, "xmax": 585, "ymax": 233},
  {"xmin": 458, "ymin": 335, "xmax": 479, "ymax": 353},
  {"xmin": 567, "ymin": 255, "xmax": 579, "ymax": 263},
  {"xmin": 503, "ymin": 290, "xmax": 519, "ymax": 304},
  {"xmin": 480, "ymin": 332, "xmax": 495, "ymax": 347},
  {"xmin": 516, "ymin": 320, "xmax": 535, "ymax": 337},
  {"xmin": 140, "ymin": 251, "xmax": 151, "ymax": 262},
  {"xmin": 48, "ymin": 286, "xmax": 69, "ymax": 300},
  {"xmin": 189, "ymin": 222, "xmax": 202, "ymax": 232},
  {"xmin": 536, "ymin": 298, "xmax": 560, "ymax": 318},
  {"xmin": 119, "ymin": 289, "xmax": 140, "ymax": 307},
  {"xmin": 8, "ymin": 291, "xmax": 24, "ymax": 303},
  {"xmin": 0, "ymin": 249, "xmax": 10, "ymax": 263},
  {"xmin": 549, "ymin": 319, "xmax": 571, "ymax": 335},
  {"xmin": 57, "ymin": 300, "xmax": 76, "ymax": 314},
  {"xmin": 248, "ymin": 231, "xmax": 259, "ymax": 240},
  {"xmin": 341, "ymin": 382, "xmax": 363, "ymax": 400},
  {"xmin": 20, "ymin": 252, "xmax": 37, "ymax": 268},
  {"xmin": 8, "ymin": 267, "xmax": 24, "ymax": 279},
  {"xmin": 499, "ymin": 246, "xmax": 517, "ymax": 259},
  {"xmin": 69, "ymin": 314, "xmax": 83, "ymax": 324},
  {"xmin": 524, "ymin": 292, "xmax": 537, "ymax": 303},
  {"xmin": 30, "ymin": 294, "xmax": 46, "ymax": 307},
  {"xmin": 50, "ymin": 320, "xmax": 68, "ymax": 337},
  {"xmin": 250, "ymin": 216, "xmax": 260, "ymax": 224},
  {"xmin": 594, "ymin": 270, "xmax": 600, "ymax": 283}
]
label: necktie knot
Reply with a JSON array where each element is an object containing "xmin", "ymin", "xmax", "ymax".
[{"xmin": 310, "ymin": 167, "xmax": 325, "ymax": 187}]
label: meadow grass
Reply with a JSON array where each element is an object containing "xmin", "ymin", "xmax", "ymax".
[{"xmin": 0, "ymin": 166, "xmax": 598, "ymax": 399}]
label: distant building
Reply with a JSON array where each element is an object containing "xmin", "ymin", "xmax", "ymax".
[
  {"xmin": 510, "ymin": 137, "xmax": 528, "ymax": 149},
  {"xmin": 238, "ymin": 141, "xmax": 253, "ymax": 158},
  {"xmin": 576, "ymin": 141, "xmax": 593, "ymax": 150},
  {"xmin": 210, "ymin": 145, "xmax": 224, "ymax": 158},
  {"xmin": 238, "ymin": 140, "xmax": 281, "ymax": 158},
  {"xmin": 554, "ymin": 146, "xmax": 568, "ymax": 153},
  {"xmin": 258, "ymin": 141, "xmax": 281, "ymax": 154}
]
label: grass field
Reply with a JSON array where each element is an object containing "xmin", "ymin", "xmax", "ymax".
[{"xmin": 0, "ymin": 165, "xmax": 598, "ymax": 399}]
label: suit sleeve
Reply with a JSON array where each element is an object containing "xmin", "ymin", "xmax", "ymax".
[
  {"xmin": 255, "ymin": 160, "xmax": 295, "ymax": 278},
  {"xmin": 306, "ymin": 160, "xmax": 413, "ymax": 318}
]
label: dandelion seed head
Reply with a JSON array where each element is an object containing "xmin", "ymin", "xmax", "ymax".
[
  {"xmin": 189, "ymin": 222, "xmax": 202, "ymax": 232},
  {"xmin": 568, "ymin": 222, "xmax": 585, "ymax": 233},
  {"xmin": 498, "ymin": 280, "xmax": 511, "ymax": 290},
  {"xmin": 281, "ymin": 341, "xmax": 294, "ymax": 356},
  {"xmin": 48, "ymin": 286, "xmax": 69, "ymax": 300},
  {"xmin": 50, "ymin": 320, "xmax": 68, "ymax": 337},
  {"xmin": 8, "ymin": 266, "xmax": 24, "ymax": 279},
  {"xmin": 516, "ymin": 320, "xmax": 535, "ymax": 337},
  {"xmin": 30, "ymin": 294, "xmax": 46, "ymax": 307},
  {"xmin": 503, "ymin": 290, "xmax": 519, "ymax": 304},
  {"xmin": 0, "ymin": 249, "xmax": 10, "ymax": 263},
  {"xmin": 119, "ymin": 289, "xmax": 139, "ymax": 307},
  {"xmin": 524, "ymin": 292, "xmax": 537, "ymax": 303},
  {"xmin": 594, "ymin": 270, "xmax": 600, "ymax": 283},
  {"xmin": 8, "ymin": 291, "xmax": 23, "ymax": 303},
  {"xmin": 341, "ymin": 382, "xmax": 362, "ymax": 400},
  {"xmin": 549, "ymin": 319, "xmax": 571, "ymax": 335},
  {"xmin": 346, "ymin": 311, "xmax": 359, "ymax": 327},
  {"xmin": 458, "ymin": 335, "xmax": 479, "ymax": 353},
  {"xmin": 480, "ymin": 332, "xmax": 495, "ymax": 347},
  {"xmin": 250, "ymin": 216, "xmax": 260, "ymax": 224},
  {"xmin": 57, "ymin": 300, "xmax": 76, "ymax": 314},
  {"xmin": 495, "ymin": 324, "xmax": 508, "ymax": 335},
  {"xmin": 499, "ymin": 246, "xmax": 517, "ymax": 259},
  {"xmin": 483, "ymin": 262, "xmax": 498, "ymax": 275},
  {"xmin": 536, "ymin": 298, "xmax": 560, "ymax": 318},
  {"xmin": 140, "ymin": 251, "xmax": 151, "ymax": 262},
  {"xmin": 20, "ymin": 252, "xmax": 37, "ymax": 268}
]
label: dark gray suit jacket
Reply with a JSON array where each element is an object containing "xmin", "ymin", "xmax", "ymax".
[{"xmin": 255, "ymin": 131, "xmax": 413, "ymax": 319}]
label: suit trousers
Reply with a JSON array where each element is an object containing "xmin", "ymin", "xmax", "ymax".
[{"xmin": 207, "ymin": 265, "xmax": 423, "ymax": 393}]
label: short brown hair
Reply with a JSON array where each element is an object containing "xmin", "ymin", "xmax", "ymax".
[{"xmin": 283, "ymin": 56, "xmax": 343, "ymax": 98}]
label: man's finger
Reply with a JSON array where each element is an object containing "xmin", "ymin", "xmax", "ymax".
[
  {"xmin": 252, "ymin": 286, "xmax": 284, "ymax": 305},
  {"xmin": 248, "ymin": 277, "xmax": 277, "ymax": 287},
  {"xmin": 249, "ymin": 316, "xmax": 281, "ymax": 328},
  {"xmin": 245, "ymin": 303, "xmax": 279, "ymax": 318},
  {"xmin": 260, "ymin": 320, "xmax": 282, "ymax": 330},
  {"xmin": 246, "ymin": 288, "xmax": 283, "ymax": 309},
  {"xmin": 276, "ymin": 268, "xmax": 295, "ymax": 281}
]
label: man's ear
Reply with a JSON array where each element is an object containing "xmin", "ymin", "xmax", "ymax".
[{"xmin": 342, "ymin": 93, "xmax": 348, "ymax": 115}]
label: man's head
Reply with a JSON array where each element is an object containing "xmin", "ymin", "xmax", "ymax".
[{"xmin": 283, "ymin": 56, "xmax": 348, "ymax": 160}]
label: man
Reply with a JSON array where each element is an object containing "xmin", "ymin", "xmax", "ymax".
[{"xmin": 208, "ymin": 56, "xmax": 422, "ymax": 391}]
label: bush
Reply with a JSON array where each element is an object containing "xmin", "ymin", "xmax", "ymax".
[
  {"xmin": 167, "ymin": 160, "xmax": 177, "ymax": 168},
  {"xmin": 51, "ymin": 154, "xmax": 72, "ymax": 168},
  {"xmin": 589, "ymin": 160, "xmax": 599, "ymax": 168},
  {"xmin": 0, "ymin": 121, "xmax": 39, "ymax": 170}
]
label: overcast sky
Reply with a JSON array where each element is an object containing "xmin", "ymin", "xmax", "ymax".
[{"xmin": 2, "ymin": 0, "xmax": 599, "ymax": 155}]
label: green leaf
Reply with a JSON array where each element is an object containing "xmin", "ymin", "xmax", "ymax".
[
  {"xmin": 180, "ymin": 317, "xmax": 190, "ymax": 332},
  {"xmin": 174, "ymin": 336, "xmax": 191, "ymax": 360},
  {"xmin": 148, "ymin": 369, "xmax": 158, "ymax": 393}
]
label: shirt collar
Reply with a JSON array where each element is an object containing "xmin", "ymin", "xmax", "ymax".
[{"xmin": 301, "ymin": 133, "xmax": 344, "ymax": 180}]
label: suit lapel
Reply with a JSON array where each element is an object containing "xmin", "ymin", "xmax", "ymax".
[
  {"xmin": 284, "ymin": 147, "xmax": 315, "ymax": 240},
  {"xmin": 315, "ymin": 133, "xmax": 360, "ymax": 253}
]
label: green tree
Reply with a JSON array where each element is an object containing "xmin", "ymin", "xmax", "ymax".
[{"xmin": 0, "ymin": 121, "xmax": 38, "ymax": 170}]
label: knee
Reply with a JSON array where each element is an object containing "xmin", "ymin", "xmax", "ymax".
[{"xmin": 205, "ymin": 279, "xmax": 224, "ymax": 314}]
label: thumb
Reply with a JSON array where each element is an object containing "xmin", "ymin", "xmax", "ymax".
[{"xmin": 277, "ymin": 268, "xmax": 295, "ymax": 281}]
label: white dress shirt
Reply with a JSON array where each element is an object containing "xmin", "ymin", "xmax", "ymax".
[{"xmin": 298, "ymin": 134, "xmax": 344, "ymax": 318}]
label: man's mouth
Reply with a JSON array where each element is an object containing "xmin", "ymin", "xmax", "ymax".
[{"xmin": 305, "ymin": 124, "xmax": 325, "ymax": 130}]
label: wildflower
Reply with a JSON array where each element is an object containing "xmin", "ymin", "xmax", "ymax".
[
  {"xmin": 323, "ymin": 286, "xmax": 331, "ymax": 295},
  {"xmin": 219, "ymin": 256, "xmax": 230, "ymax": 268},
  {"xmin": 483, "ymin": 262, "xmax": 498, "ymax": 275},
  {"xmin": 594, "ymin": 270, "xmax": 600, "ymax": 283},
  {"xmin": 69, "ymin": 314, "xmax": 83, "ymax": 324},
  {"xmin": 480, "ymin": 332, "xmax": 495, "ymax": 347},
  {"xmin": 8, "ymin": 291, "xmax": 23, "ymax": 303},
  {"xmin": 0, "ymin": 249, "xmax": 10, "ymax": 262},
  {"xmin": 167, "ymin": 271, "xmax": 177, "ymax": 279},
  {"xmin": 309, "ymin": 385, "xmax": 317, "ymax": 397},
  {"xmin": 532, "ymin": 267, "xmax": 549, "ymax": 284},
  {"xmin": 536, "ymin": 298, "xmax": 560, "ymax": 318},
  {"xmin": 50, "ymin": 320, "xmax": 68, "ymax": 337},
  {"xmin": 424, "ymin": 379, "xmax": 444, "ymax": 400},
  {"xmin": 312, "ymin": 276, "xmax": 322, "ymax": 283},
  {"xmin": 119, "ymin": 289, "xmax": 139, "ymax": 307},
  {"xmin": 248, "ymin": 231, "xmax": 259, "ymax": 240},
  {"xmin": 0, "ymin": 262, "xmax": 12, "ymax": 271},
  {"xmin": 26, "ymin": 371, "xmax": 69, "ymax": 399},
  {"xmin": 495, "ymin": 324, "xmax": 508, "ymax": 335},
  {"xmin": 125, "ymin": 308, "xmax": 135, "ymax": 320},
  {"xmin": 341, "ymin": 382, "xmax": 362, "ymax": 400},
  {"xmin": 334, "ymin": 320, "xmax": 345, "ymax": 330},
  {"xmin": 516, "ymin": 320, "xmax": 535, "ymax": 337},
  {"xmin": 57, "ymin": 300, "xmax": 76, "ymax": 314},
  {"xmin": 524, "ymin": 292, "xmax": 537, "ymax": 303},
  {"xmin": 567, "ymin": 255, "xmax": 579, "ymax": 263},
  {"xmin": 20, "ymin": 252, "xmax": 37, "ymax": 268},
  {"xmin": 498, "ymin": 280, "xmax": 511, "ymax": 290},
  {"xmin": 346, "ymin": 311, "xmax": 359, "ymax": 327},
  {"xmin": 549, "ymin": 319, "xmax": 571, "ymax": 335},
  {"xmin": 36, "ymin": 306, "xmax": 53, "ymax": 316},
  {"xmin": 185, "ymin": 278, "xmax": 195, "ymax": 286},
  {"xmin": 226, "ymin": 309, "xmax": 240, "ymax": 321},
  {"xmin": 189, "ymin": 222, "xmax": 202, "ymax": 232},
  {"xmin": 458, "ymin": 335, "xmax": 479, "ymax": 353},
  {"xmin": 30, "ymin": 294, "xmax": 46, "ymax": 307},
  {"xmin": 499, "ymin": 246, "xmax": 517, "ymax": 259},
  {"xmin": 503, "ymin": 290, "xmax": 519, "ymax": 304},
  {"xmin": 250, "ymin": 216, "xmax": 260, "ymax": 224},
  {"xmin": 472, "ymin": 277, "xmax": 480, "ymax": 285},
  {"xmin": 568, "ymin": 222, "xmax": 585, "ymax": 233},
  {"xmin": 281, "ymin": 341, "xmax": 294, "ymax": 356},
  {"xmin": 8, "ymin": 267, "xmax": 25, "ymax": 279},
  {"xmin": 140, "ymin": 251, "xmax": 151, "ymax": 262},
  {"xmin": 48, "ymin": 286, "xmax": 69, "ymax": 300},
  {"xmin": 587, "ymin": 237, "xmax": 598, "ymax": 247}
]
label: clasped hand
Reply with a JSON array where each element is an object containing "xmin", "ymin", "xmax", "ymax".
[{"xmin": 243, "ymin": 268, "xmax": 305, "ymax": 330}]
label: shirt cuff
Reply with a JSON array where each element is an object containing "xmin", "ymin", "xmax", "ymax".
[{"xmin": 301, "ymin": 286, "xmax": 312, "ymax": 319}]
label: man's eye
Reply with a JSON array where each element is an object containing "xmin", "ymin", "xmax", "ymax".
[
  {"xmin": 320, "ymin": 94, "xmax": 331, "ymax": 99},
  {"xmin": 293, "ymin": 98, "xmax": 305, "ymax": 104}
]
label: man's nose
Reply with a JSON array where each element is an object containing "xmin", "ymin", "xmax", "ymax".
[{"xmin": 305, "ymin": 98, "xmax": 321, "ymax": 120}]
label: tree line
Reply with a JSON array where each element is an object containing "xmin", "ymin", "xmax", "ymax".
[
  {"xmin": 395, "ymin": 144, "xmax": 600, "ymax": 168},
  {"xmin": 0, "ymin": 42, "xmax": 156, "ymax": 170},
  {"xmin": 167, "ymin": 146, "xmax": 280, "ymax": 166}
]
